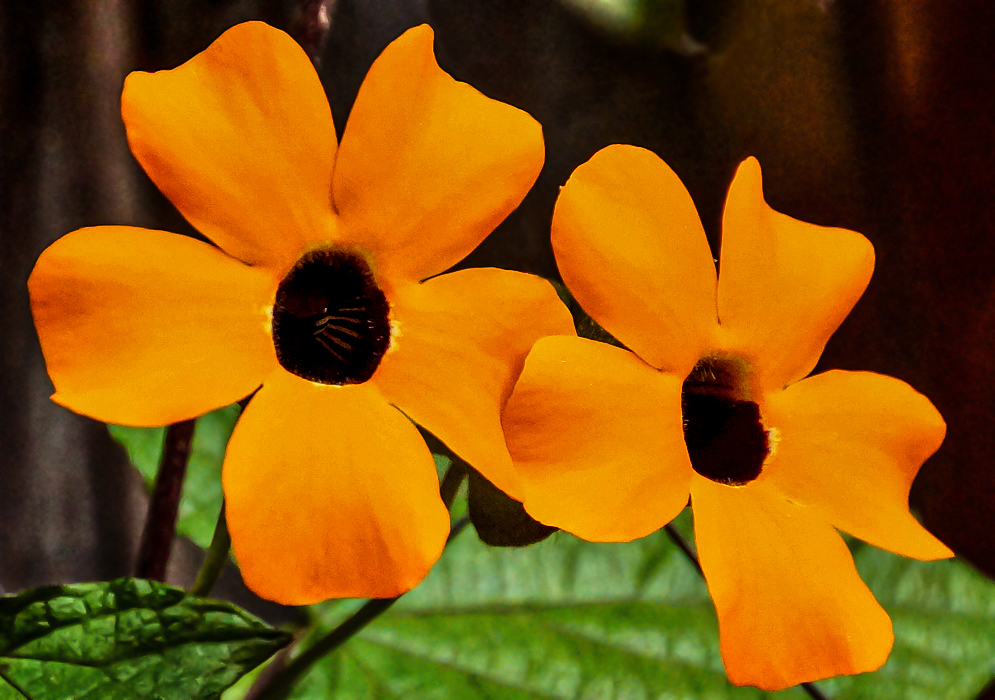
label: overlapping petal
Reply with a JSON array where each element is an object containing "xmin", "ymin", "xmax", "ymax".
[
  {"xmin": 373, "ymin": 268, "xmax": 574, "ymax": 498},
  {"xmin": 716, "ymin": 158, "xmax": 875, "ymax": 391},
  {"xmin": 504, "ymin": 336, "xmax": 693, "ymax": 541},
  {"xmin": 28, "ymin": 226, "xmax": 277, "ymax": 426},
  {"xmin": 122, "ymin": 22, "xmax": 338, "ymax": 274},
  {"xmin": 762, "ymin": 370, "xmax": 951, "ymax": 560},
  {"xmin": 223, "ymin": 370, "xmax": 450, "ymax": 604},
  {"xmin": 552, "ymin": 145, "xmax": 719, "ymax": 376},
  {"xmin": 691, "ymin": 477, "xmax": 894, "ymax": 690},
  {"xmin": 332, "ymin": 25, "xmax": 544, "ymax": 284}
]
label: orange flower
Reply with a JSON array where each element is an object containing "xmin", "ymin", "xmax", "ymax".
[
  {"xmin": 500, "ymin": 145, "xmax": 952, "ymax": 689},
  {"xmin": 28, "ymin": 22, "xmax": 572, "ymax": 604}
]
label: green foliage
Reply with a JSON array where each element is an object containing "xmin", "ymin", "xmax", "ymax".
[
  {"xmin": 259, "ymin": 511, "xmax": 994, "ymax": 700},
  {"xmin": 108, "ymin": 406, "xmax": 241, "ymax": 548},
  {"xmin": 560, "ymin": 0, "xmax": 691, "ymax": 49},
  {"xmin": 0, "ymin": 579, "xmax": 290, "ymax": 700}
]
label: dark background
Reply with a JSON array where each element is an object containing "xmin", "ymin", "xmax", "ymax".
[{"xmin": 2, "ymin": 0, "xmax": 994, "ymax": 646}]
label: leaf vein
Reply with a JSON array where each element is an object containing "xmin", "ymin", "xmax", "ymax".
[{"xmin": 355, "ymin": 637, "xmax": 570, "ymax": 700}]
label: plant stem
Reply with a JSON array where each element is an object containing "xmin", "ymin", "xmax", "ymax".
[
  {"xmin": 663, "ymin": 523, "xmax": 703, "ymax": 576},
  {"xmin": 242, "ymin": 644, "xmax": 295, "ymax": 700},
  {"xmin": 801, "ymin": 681, "xmax": 830, "ymax": 700},
  {"xmin": 439, "ymin": 456, "xmax": 467, "ymax": 509},
  {"xmin": 135, "ymin": 419, "xmax": 196, "ymax": 581},
  {"xmin": 664, "ymin": 517, "xmax": 829, "ymax": 700},
  {"xmin": 248, "ymin": 459, "xmax": 468, "ymax": 700},
  {"xmin": 254, "ymin": 601, "xmax": 397, "ymax": 700},
  {"xmin": 190, "ymin": 502, "xmax": 231, "ymax": 597},
  {"xmin": 251, "ymin": 516, "xmax": 470, "ymax": 700}
]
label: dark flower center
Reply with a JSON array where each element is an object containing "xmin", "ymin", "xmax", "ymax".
[
  {"xmin": 681, "ymin": 357, "xmax": 769, "ymax": 485},
  {"xmin": 272, "ymin": 248, "xmax": 391, "ymax": 385}
]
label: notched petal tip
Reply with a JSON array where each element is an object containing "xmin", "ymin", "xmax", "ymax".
[
  {"xmin": 552, "ymin": 144, "xmax": 717, "ymax": 375},
  {"xmin": 725, "ymin": 626, "xmax": 894, "ymax": 691},
  {"xmin": 763, "ymin": 370, "xmax": 954, "ymax": 562},
  {"xmin": 916, "ymin": 533, "xmax": 955, "ymax": 560},
  {"xmin": 400, "ymin": 22, "xmax": 436, "ymax": 45},
  {"xmin": 693, "ymin": 479, "xmax": 895, "ymax": 691},
  {"xmin": 120, "ymin": 20, "xmax": 305, "ymax": 118},
  {"xmin": 731, "ymin": 155, "xmax": 762, "ymax": 190},
  {"xmin": 121, "ymin": 20, "xmax": 337, "ymax": 273},
  {"xmin": 333, "ymin": 24, "xmax": 543, "ymax": 282},
  {"xmin": 917, "ymin": 395, "xmax": 948, "ymax": 452},
  {"xmin": 718, "ymin": 158, "xmax": 876, "ymax": 390}
]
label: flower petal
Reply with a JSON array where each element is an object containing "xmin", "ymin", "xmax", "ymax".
[
  {"xmin": 716, "ymin": 157, "xmax": 875, "ymax": 391},
  {"xmin": 223, "ymin": 370, "xmax": 450, "ymax": 604},
  {"xmin": 332, "ymin": 25, "xmax": 544, "ymax": 283},
  {"xmin": 373, "ymin": 268, "xmax": 574, "ymax": 498},
  {"xmin": 762, "ymin": 370, "xmax": 951, "ymax": 560},
  {"xmin": 122, "ymin": 22, "xmax": 337, "ymax": 274},
  {"xmin": 28, "ymin": 226, "xmax": 277, "ymax": 426},
  {"xmin": 552, "ymin": 145, "xmax": 719, "ymax": 376},
  {"xmin": 503, "ymin": 335, "xmax": 693, "ymax": 541},
  {"xmin": 691, "ymin": 477, "xmax": 893, "ymax": 690}
]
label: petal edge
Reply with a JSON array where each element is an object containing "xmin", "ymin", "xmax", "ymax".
[
  {"xmin": 373, "ymin": 268, "xmax": 574, "ymax": 498},
  {"xmin": 224, "ymin": 371, "xmax": 450, "ymax": 604},
  {"xmin": 123, "ymin": 21, "xmax": 338, "ymax": 273},
  {"xmin": 762, "ymin": 370, "xmax": 952, "ymax": 560},
  {"xmin": 333, "ymin": 25, "xmax": 544, "ymax": 282},
  {"xmin": 29, "ymin": 226, "xmax": 277, "ymax": 426},
  {"xmin": 692, "ymin": 477, "xmax": 894, "ymax": 690},
  {"xmin": 504, "ymin": 335, "xmax": 693, "ymax": 542},
  {"xmin": 717, "ymin": 157, "xmax": 875, "ymax": 390},
  {"xmin": 552, "ymin": 145, "xmax": 719, "ymax": 376}
]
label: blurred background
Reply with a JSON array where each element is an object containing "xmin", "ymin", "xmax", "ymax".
[{"xmin": 2, "ymin": 0, "xmax": 995, "ymax": 663}]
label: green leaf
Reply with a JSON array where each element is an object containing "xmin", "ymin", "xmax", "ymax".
[
  {"xmin": 271, "ymin": 510, "xmax": 995, "ymax": 699},
  {"xmin": 109, "ymin": 405, "xmax": 240, "ymax": 548},
  {"xmin": 0, "ymin": 578, "xmax": 290, "ymax": 700}
]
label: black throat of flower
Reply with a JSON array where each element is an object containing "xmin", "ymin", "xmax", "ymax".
[
  {"xmin": 272, "ymin": 248, "xmax": 391, "ymax": 385},
  {"xmin": 681, "ymin": 357, "xmax": 769, "ymax": 486}
]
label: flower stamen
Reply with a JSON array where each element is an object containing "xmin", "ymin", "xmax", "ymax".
[
  {"xmin": 312, "ymin": 332, "xmax": 350, "ymax": 362},
  {"xmin": 313, "ymin": 325, "xmax": 355, "ymax": 350}
]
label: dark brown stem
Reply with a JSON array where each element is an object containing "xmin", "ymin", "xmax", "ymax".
[
  {"xmin": 664, "ymin": 519, "xmax": 829, "ymax": 699},
  {"xmin": 663, "ymin": 523, "xmax": 703, "ymax": 576},
  {"xmin": 252, "ymin": 599, "xmax": 399, "ymax": 700},
  {"xmin": 134, "ymin": 419, "xmax": 196, "ymax": 581},
  {"xmin": 242, "ymin": 643, "xmax": 296, "ymax": 700},
  {"xmin": 801, "ymin": 681, "xmax": 830, "ymax": 700}
]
